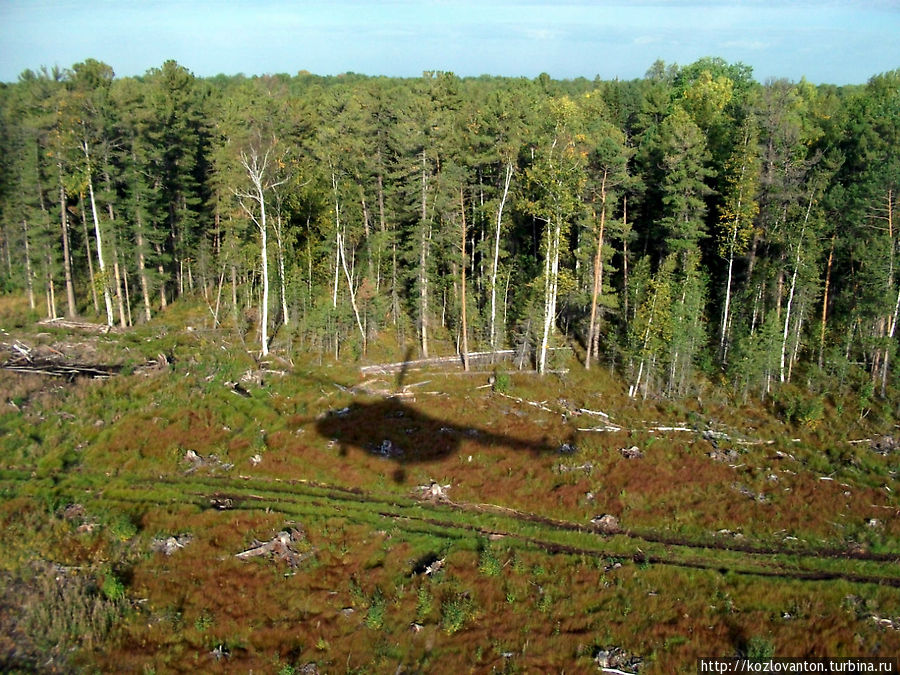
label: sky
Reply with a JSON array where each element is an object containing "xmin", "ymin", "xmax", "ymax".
[{"xmin": 0, "ymin": 0, "xmax": 898, "ymax": 85}]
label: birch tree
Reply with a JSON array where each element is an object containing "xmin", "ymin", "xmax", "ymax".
[
  {"xmin": 717, "ymin": 116, "xmax": 760, "ymax": 362},
  {"xmin": 233, "ymin": 135, "xmax": 288, "ymax": 356},
  {"xmin": 524, "ymin": 96, "xmax": 585, "ymax": 374}
]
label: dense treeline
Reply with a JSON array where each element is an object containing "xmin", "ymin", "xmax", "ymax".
[{"xmin": 1, "ymin": 58, "xmax": 898, "ymax": 401}]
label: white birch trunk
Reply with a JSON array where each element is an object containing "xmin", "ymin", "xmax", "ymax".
[
  {"xmin": 586, "ymin": 170, "xmax": 608, "ymax": 370},
  {"xmin": 490, "ymin": 162, "xmax": 513, "ymax": 354},
  {"xmin": 22, "ymin": 220, "xmax": 35, "ymax": 310},
  {"xmin": 780, "ymin": 189, "xmax": 815, "ymax": 382},
  {"xmin": 84, "ymin": 142, "xmax": 115, "ymax": 327},
  {"xmin": 338, "ymin": 230, "xmax": 366, "ymax": 349},
  {"xmin": 539, "ymin": 217, "xmax": 561, "ymax": 374},
  {"xmin": 420, "ymin": 151, "xmax": 430, "ymax": 358},
  {"xmin": 234, "ymin": 144, "xmax": 288, "ymax": 357}
]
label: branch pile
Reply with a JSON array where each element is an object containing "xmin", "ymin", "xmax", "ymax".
[
  {"xmin": 1, "ymin": 340, "xmax": 168, "ymax": 380},
  {"xmin": 1, "ymin": 341, "xmax": 121, "ymax": 380},
  {"xmin": 235, "ymin": 528, "xmax": 315, "ymax": 567},
  {"xmin": 151, "ymin": 534, "xmax": 193, "ymax": 556},
  {"xmin": 182, "ymin": 449, "xmax": 234, "ymax": 474}
]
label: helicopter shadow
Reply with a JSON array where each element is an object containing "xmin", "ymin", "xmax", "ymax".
[{"xmin": 310, "ymin": 348, "xmax": 574, "ymax": 483}]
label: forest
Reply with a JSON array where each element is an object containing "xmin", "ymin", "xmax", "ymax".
[{"xmin": 1, "ymin": 57, "xmax": 898, "ymax": 402}]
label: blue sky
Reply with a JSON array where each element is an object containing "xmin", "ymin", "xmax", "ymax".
[{"xmin": 1, "ymin": 1, "xmax": 898, "ymax": 84}]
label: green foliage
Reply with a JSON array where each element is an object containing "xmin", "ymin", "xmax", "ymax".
[
  {"xmin": 478, "ymin": 543, "xmax": 503, "ymax": 577},
  {"xmin": 492, "ymin": 370, "xmax": 511, "ymax": 394},
  {"xmin": 365, "ymin": 587, "xmax": 386, "ymax": 630},
  {"xmin": 104, "ymin": 511, "xmax": 139, "ymax": 541},
  {"xmin": 1, "ymin": 58, "xmax": 898, "ymax": 398},
  {"xmin": 775, "ymin": 388, "xmax": 825, "ymax": 428},
  {"xmin": 193, "ymin": 610, "xmax": 213, "ymax": 632},
  {"xmin": 440, "ymin": 593, "xmax": 477, "ymax": 634},
  {"xmin": 744, "ymin": 635, "xmax": 776, "ymax": 659},
  {"xmin": 101, "ymin": 572, "xmax": 126, "ymax": 602},
  {"xmin": 415, "ymin": 584, "xmax": 434, "ymax": 621}
]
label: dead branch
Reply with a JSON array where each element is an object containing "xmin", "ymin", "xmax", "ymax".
[
  {"xmin": 579, "ymin": 407, "xmax": 611, "ymax": 419},
  {"xmin": 416, "ymin": 481, "xmax": 451, "ymax": 502},
  {"xmin": 578, "ymin": 424, "xmax": 624, "ymax": 432},
  {"xmin": 151, "ymin": 534, "xmax": 192, "ymax": 555},
  {"xmin": 495, "ymin": 391, "xmax": 556, "ymax": 413},
  {"xmin": 1, "ymin": 361, "xmax": 120, "ymax": 379},
  {"xmin": 235, "ymin": 528, "xmax": 314, "ymax": 567}
]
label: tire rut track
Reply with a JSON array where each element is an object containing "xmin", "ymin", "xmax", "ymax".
[{"xmin": 3, "ymin": 471, "xmax": 898, "ymax": 587}]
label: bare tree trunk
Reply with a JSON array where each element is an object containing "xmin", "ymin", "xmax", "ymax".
[
  {"xmin": 586, "ymin": 170, "xmax": 608, "ymax": 370},
  {"xmin": 274, "ymin": 211, "xmax": 289, "ymax": 326},
  {"xmin": 503, "ymin": 269, "xmax": 511, "ymax": 331},
  {"xmin": 22, "ymin": 220, "xmax": 35, "ymax": 310},
  {"xmin": 622, "ymin": 196, "xmax": 631, "ymax": 321},
  {"xmin": 332, "ymin": 171, "xmax": 341, "ymax": 309},
  {"xmin": 79, "ymin": 193, "xmax": 99, "ymax": 315},
  {"xmin": 135, "ymin": 214, "xmax": 152, "ymax": 323},
  {"xmin": 234, "ymin": 141, "xmax": 289, "ymax": 357},
  {"xmin": 881, "ymin": 190, "xmax": 897, "ymax": 396},
  {"xmin": 539, "ymin": 216, "xmax": 561, "ymax": 375},
  {"xmin": 391, "ymin": 242, "xmax": 399, "ymax": 328},
  {"xmin": 45, "ymin": 251, "xmax": 57, "ymax": 320},
  {"xmin": 780, "ymin": 189, "xmax": 814, "ymax": 383},
  {"xmin": 260, "ymin": 212, "xmax": 270, "ymax": 356},
  {"xmin": 490, "ymin": 162, "xmax": 512, "ymax": 354},
  {"xmin": 629, "ymin": 289, "xmax": 657, "ymax": 399},
  {"xmin": 84, "ymin": 141, "xmax": 114, "ymax": 326},
  {"xmin": 720, "ymin": 243, "xmax": 737, "ymax": 363},
  {"xmin": 105, "ymin": 190, "xmax": 128, "ymax": 328},
  {"xmin": 818, "ymin": 235, "xmax": 835, "ymax": 369},
  {"xmin": 419, "ymin": 151, "xmax": 430, "ymax": 358},
  {"xmin": 360, "ymin": 187, "xmax": 374, "ymax": 283},
  {"xmin": 112, "ymin": 247, "xmax": 127, "ymax": 328},
  {"xmin": 460, "ymin": 188, "xmax": 469, "ymax": 371},
  {"xmin": 231, "ymin": 263, "xmax": 238, "ymax": 324},
  {"xmin": 155, "ymin": 243, "xmax": 168, "ymax": 310},
  {"xmin": 376, "ymin": 161, "xmax": 386, "ymax": 294},
  {"xmin": 58, "ymin": 178, "xmax": 76, "ymax": 317},
  {"xmin": 337, "ymin": 230, "xmax": 367, "ymax": 350}
]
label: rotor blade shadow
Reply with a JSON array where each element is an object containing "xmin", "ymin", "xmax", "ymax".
[{"xmin": 313, "ymin": 397, "xmax": 569, "ymax": 464}]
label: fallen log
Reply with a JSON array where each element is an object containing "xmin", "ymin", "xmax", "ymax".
[
  {"xmin": 360, "ymin": 350, "xmax": 516, "ymax": 375},
  {"xmin": 38, "ymin": 317, "xmax": 115, "ymax": 333}
]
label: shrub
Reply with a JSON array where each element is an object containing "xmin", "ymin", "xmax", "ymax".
[
  {"xmin": 415, "ymin": 585, "xmax": 434, "ymax": 621},
  {"xmin": 365, "ymin": 588, "xmax": 386, "ymax": 630},
  {"xmin": 493, "ymin": 370, "xmax": 511, "ymax": 394},
  {"xmin": 101, "ymin": 573, "xmax": 126, "ymax": 601},
  {"xmin": 21, "ymin": 564, "xmax": 129, "ymax": 655},
  {"xmin": 440, "ymin": 593, "xmax": 476, "ymax": 634},
  {"xmin": 478, "ymin": 544, "xmax": 502, "ymax": 577},
  {"xmin": 744, "ymin": 635, "xmax": 775, "ymax": 659}
]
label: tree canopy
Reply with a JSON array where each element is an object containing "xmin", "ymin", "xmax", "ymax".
[{"xmin": 1, "ymin": 59, "xmax": 899, "ymax": 401}]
